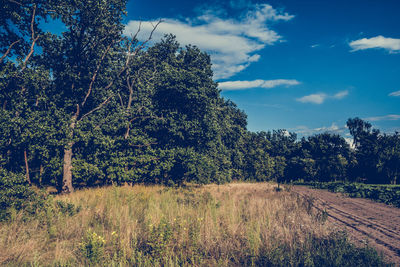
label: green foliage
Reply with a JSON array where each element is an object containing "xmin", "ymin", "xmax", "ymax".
[
  {"xmin": 0, "ymin": 169, "xmax": 36, "ymax": 220},
  {"xmin": 79, "ymin": 229, "xmax": 106, "ymax": 264},
  {"xmin": 1, "ymin": 0, "xmax": 399, "ymax": 194},
  {"xmin": 0, "ymin": 168, "xmax": 80, "ymax": 222},
  {"xmin": 146, "ymin": 218, "xmax": 174, "ymax": 259}
]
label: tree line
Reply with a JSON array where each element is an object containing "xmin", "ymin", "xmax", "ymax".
[{"xmin": 1, "ymin": 0, "xmax": 399, "ymax": 196}]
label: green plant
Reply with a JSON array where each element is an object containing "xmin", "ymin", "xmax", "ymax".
[
  {"xmin": 0, "ymin": 169, "xmax": 36, "ymax": 221},
  {"xmin": 145, "ymin": 218, "xmax": 173, "ymax": 258},
  {"xmin": 79, "ymin": 229, "xmax": 106, "ymax": 264}
]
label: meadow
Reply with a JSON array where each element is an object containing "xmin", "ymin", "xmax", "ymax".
[{"xmin": 0, "ymin": 183, "xmax": 390, "ymax": 266}]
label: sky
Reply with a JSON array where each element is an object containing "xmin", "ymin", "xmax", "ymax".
[{"xmin": 125, "ymin": 0, "xmax": 400, "ymax": 139}]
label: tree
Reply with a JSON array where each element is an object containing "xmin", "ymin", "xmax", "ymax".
[
  {"xmin": 38, "ymin": 0, "xmax": 129, "ymax": 193},
  {"xmin": 0, "ymin": 0, "xmax": 57, "ymax": 186},
  {"xmin": 303, "ymin": 133, "xmax": 352, "ymax": 182},
  {"xmin": 377, "ymin": 133, "xmax": 400, "ymax": 184},
  {"xmin": 347, "ymin": 118, "xmax": 380, "ymax": 183}
]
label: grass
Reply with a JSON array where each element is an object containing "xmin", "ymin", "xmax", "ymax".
[{"xmin": 0, "ymin": 182, "xmax": 391, "ymax": 266}]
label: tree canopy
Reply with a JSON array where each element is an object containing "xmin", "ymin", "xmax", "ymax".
[{"xmin": 1, "ymin": 0, "xmax": 399, "ymax": 200}]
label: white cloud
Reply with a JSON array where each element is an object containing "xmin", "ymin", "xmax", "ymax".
[
  {"xmin": 365, "ymin": 114, "xmax": 400, "ymax": 122},
  {"xmin": 344, "ymin": 138, "xmax": 355, "ymax": 148},
  {"xmin": 219, "ymin": 79, "xmax": 300, "ymax": 90},
  {"xmin": 297, "ymin": 90, "xmax": 349, "ymax": 104},
  {"xmin": 297, "ymin": 93, "xmax": 327, "ymax": 104},
  {"xmin": 389, "ymin": 90, "xmax": 400, "ymax": 97},
  {"xmin": 314, "ymin": 123, "xmax": 340, "ymax": 132},
  {"xmin": 333, "ymin": 90, "xmax": 349, "ymax": 99},
  {"xmin": 124, "ymin": 4, "xmax": 294, "ymax": 79},
  {"xmin": 310, "ymin": 44, "xmax": 319, "ymax": 48},
  {"xmin": 290, "ymin": 123, "xmax": 346, "ymax": 137},
  {"xmin": 349, "ymin": 36, "xmax": 400, "ymax": 52}
]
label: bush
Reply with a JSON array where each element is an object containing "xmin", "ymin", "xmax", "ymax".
[
  {"xmin": 0, "ymin": 169, "xmax": 36, "ymax": 221},
  {"xmin": 79, "ymin": 229, "xmax": 106, "ymax": 264}
]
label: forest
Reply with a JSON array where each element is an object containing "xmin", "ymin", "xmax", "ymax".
[{"xmin": 1, "ymin": 0, "xmax": 400, "ymax": 206}]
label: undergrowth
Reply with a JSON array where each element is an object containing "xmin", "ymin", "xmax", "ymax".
[{"xmin": 0, "ymin": 183, "xmax": 392, "ymax": 266}]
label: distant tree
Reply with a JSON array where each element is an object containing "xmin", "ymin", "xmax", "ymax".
[
  {"xmin": 303, "ymin": 133, "xmax": 352, "ymax": 182},
  {"xmin": 377, "ymin": 133, "xmax": 400, "ymax": 184},
  {"xmin": 347, "ymin": 118, "xmax": 380, "ymax": 183},
  {"xmin": 266, "ymin": 130, "xmax": 297, "ymax": 157}
]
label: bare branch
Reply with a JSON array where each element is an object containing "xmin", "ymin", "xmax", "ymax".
[
  {"xmin": 74, "ymin": 104, "xmax": 80, "ymax": 120},
  {"xmin": 30, "ymin": 5, "xmax": 36, "ymax": 41},
  {"xmin": 0, "ymin": 40, "xmax": 21, "ymax": 64},
  {"xmin": 117, "ymin": 93, "xmax": 124, "ymax": 107},
  {"xmin": 126, "ymin": 75, "xmax": 134, "ymax": 110},
  {"xmin": 104, "ymin": 20, "xmax": 162, "ymax": 91},
  {"xmin": 21, "ymin": 4, "xmax": 39, "ymax": 71},
  {"xmin": 131, "ymin": 21, "xmax": 142, "ymax": 41},
  {"xmin": 7, "ymin": 0, "xmax": 22, "ymax": 5},
  {"xmin": 78, "ymin": 95, "xmax": 113, "ymax": 123},
  {"xmin": 131, "ymin": 20, "xmax": 162, "ymax": 57},
  {"xmin": 82, "ymin": 42, "xmax": 113, "ymax": 107}
]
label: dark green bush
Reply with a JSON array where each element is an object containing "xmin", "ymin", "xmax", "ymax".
[{"xmin": 0, "ymin": 169, "xmax": 36, "ymax": 221}]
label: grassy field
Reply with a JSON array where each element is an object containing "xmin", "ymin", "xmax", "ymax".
[{"xmin": 0, "ymin": 183, "xmax": 390, "ymax": 266}]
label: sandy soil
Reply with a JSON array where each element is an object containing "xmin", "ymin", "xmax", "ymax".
[{"xmin": 293, "ymin": 186, "xmax": 400, "ymax": 265}]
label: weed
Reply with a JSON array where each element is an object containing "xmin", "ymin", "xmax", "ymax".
[{"xmin": 79, "ymin": 229, "xmax": 106, "ymax": 264}]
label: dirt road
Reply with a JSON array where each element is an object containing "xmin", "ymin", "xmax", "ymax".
[{"xmin": 293, "ymin": 186, "xmax": 400, "ymax": 265}]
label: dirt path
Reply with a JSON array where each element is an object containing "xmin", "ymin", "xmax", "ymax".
[{"xmin": 292, "ymin": 186, "xmax": 400, "ymax": 265}]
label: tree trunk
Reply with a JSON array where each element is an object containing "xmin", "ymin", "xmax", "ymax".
[
  {"xmin": 24, "ymin": 149, "xmax": 31, "ymax": 184},
  {"xmin": 39, "ymin": 164, "xmax": 43, "ymax": 185},
  {"xmin": 61, "ymin": 106, "xmax": 79, "ymax": 194},
  {"xmin": 62, "ymin": 141, "xmax": 74, "ymax": 194}
]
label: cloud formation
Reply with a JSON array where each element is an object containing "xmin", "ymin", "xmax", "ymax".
[
  {"xmin": 296, "ymin": 93, "xmax": 327, "ymax": 104},
  {"xmin": 333, "ymin": 90, "xmax": 349, "ymax": 99},
  {"xmin": 365, "ymin": 114, "xmax": 400, "ymax": 122},
  {"xmin": 291, "ymin": 123, "xmax": 345, "ymax": 137},
  {"xmin": 219, "ymin": 79, "xmax": 300, "ymax": 90},
  {"xmin": 296, "ymin": 90, "xmax": 348, "ymax": 104},
  {"xmin": 389, "ymin": 90, "xmax": 400, "ymax": 97},
  {"xmin": 124, "ymin": 4, "xmax": 294, "ymax": 79},
  {"xmin": 349, "ymin": 36, "xmax": 400, "ymax": 52}
]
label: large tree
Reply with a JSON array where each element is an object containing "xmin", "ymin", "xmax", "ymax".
[{"xmin": 39, "ymin": 0, "xmax": 129, "ymax": 193}]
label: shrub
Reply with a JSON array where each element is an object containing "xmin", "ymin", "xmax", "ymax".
[
  {"xmin": 0, "ymin": 169, "xmax": 36, "ymax": 221},
  {"xmin": 79, "ymin": 229, "xmax": 106, "ymax": 264}
]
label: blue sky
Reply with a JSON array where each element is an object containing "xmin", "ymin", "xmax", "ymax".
[{"xmin": 125, "ymin": 0, "xmax": 400, "ymax": 139}]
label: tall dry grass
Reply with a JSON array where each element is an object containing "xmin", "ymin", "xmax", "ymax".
[{"xmin": 0, "ymin": 183, "xmax": 386, "ymax": 266}]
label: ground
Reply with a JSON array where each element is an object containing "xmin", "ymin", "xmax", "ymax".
[{"xmin": 293, "ymin": 186, "xmax": 400, "ymax": 264}]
